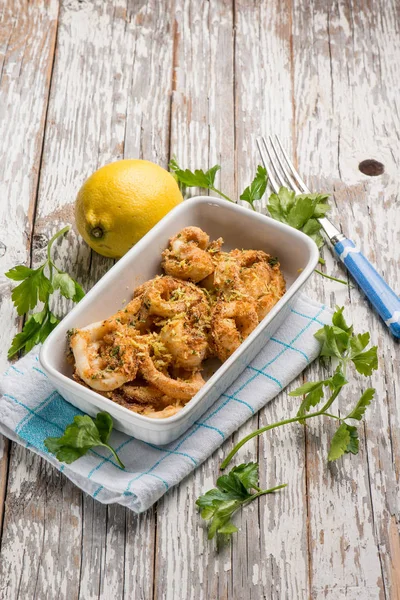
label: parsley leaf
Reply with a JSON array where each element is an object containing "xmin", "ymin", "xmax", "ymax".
[
  {"xmin": 5, "ymin": 265, "xmax": 36, "ymax": 281},
  {"xmin": 348, "ymin": 333, "xmax": 378, "ymax": 376},
  {"xmin": 196, "ymin": 463, "xmax": 286, "ymax": 539},
  {"xmin": 332, "ymin": 305, "xmax": 353, "ymax": 333},
  {"xmin": 7, "ymin": 313, "xmax": 44, "ymax": 359},
  {"xmin": 169, "ymin": 159, "xmax": 233, "ymax": 202},
  {"xmin": 314, "ymin": 324, "xmax": 348, "ymax": 358},
  {"xmin": 6, "ymin": 226, "xmax": 85, "ymax": 358},
  {"xmin": 351, "ymin": 347, "xmax": 378, "ymax": 376},
  {"xmin": 290, "ymin": 381, "xmax": 326, "ymax": 422},
  {"xmin": 53, "ymin": 272, "xmax": 85, "ymax": 302},
  {"xmin": 230, "ymin": 462, "xmax": 259, "ymax": 489},
  {"xmin": 44, "ymin": 412, "xmax": 125, "ymax": 469},
  {"xmin": 239, "ymin": 165, "xmax": 268, "ymax": 209},
  {"xmin": 8, "ymin": 266, "xmax": 53, "ymax": 316},
  {"xmin": 328, "ymin": 423, "xmax": 359, "ymax": 461},
  {"xmin": 267, "ymin": 188, "xmax": 330, "ymax": 249},
  {"xmin": 346, "ymin": 388, "xmax": 375, "ymax": 421},
  {"xmin": 198, "ymin": 306, "xmax": 379, "ymax": 540}
]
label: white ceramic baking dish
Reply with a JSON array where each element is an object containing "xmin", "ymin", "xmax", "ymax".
[{"xmin": 40, "ymin": 196, "xmax": 319, "ymax": 444}]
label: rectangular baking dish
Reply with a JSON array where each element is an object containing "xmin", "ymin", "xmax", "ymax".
[{"xmin": 40, "ymin": 196, "xmax": 319, "ymax": 444}]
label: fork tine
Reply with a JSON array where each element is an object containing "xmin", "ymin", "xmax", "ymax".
[
  {"xmin": 256, "ymin": 137, "xmax": 279, "ymax": 193},
  {"xmin": 262, "ymin": 137, "xmax": 287, "ymax": 189},
  {"xmin": 275, "ymin": 136, "xmax": 310, "ymax": 193},
  {"xmin": 268, "ymin": 136, "xmax": 302, "ymax": 194}
]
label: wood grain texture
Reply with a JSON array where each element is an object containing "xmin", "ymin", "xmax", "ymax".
[
  {"xmin": 233, "ymin": 2, "xmax": 312, "ymax": 598},
  {"xmin": 154, "ymin": 2, "xmax": 236, "ymax": 598},
  {"xmin": 0, "ymin": 0, "xmax": 399, "ymax": 599},
  {"xmin": 0, "ymin": 0, "xmax": 59, "ymax": 588},
  {"xmin": 292, "ymin": 1, "xmax": 400, "ymax": 598},
  {"xmin": 0, "ymin": 1, "xmax": 170, "ymax": 598}
]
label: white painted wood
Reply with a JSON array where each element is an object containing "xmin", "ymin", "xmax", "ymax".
[
  {"xmin": 0, "ymin": 0, "xmax": 171, "ymax": 597},
  {"xmin": 292, "ymin": 1, "xmax": 400, "ymax": 598},
  {"xmin": 0, "ymin": 1, "xmax": 399, "ymax": 598},
  {"xmin": 233, "ymin": 2, "xmax": 312, "ymax": 598},
  {"xmin": 154, "ymin": 2, "xmax": 236, "ymax": 598},
  {"xmin": 0, "ymin": 0, "xmax": 59, "ymax": 578}
]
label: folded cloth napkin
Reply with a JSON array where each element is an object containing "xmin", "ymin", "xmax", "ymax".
[{"xmin": 0, "ymin": 294, "xmax": 332, "ymax": 513}]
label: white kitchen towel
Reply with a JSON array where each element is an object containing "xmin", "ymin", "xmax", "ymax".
[{"xmin": 0, "ymin": 294, "xmax": 332, "ymax": 513}]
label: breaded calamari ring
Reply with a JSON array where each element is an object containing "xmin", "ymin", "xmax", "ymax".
[
  {"xmin": 140, "ymin": 353, "xmax": 205, "ymax": 400},
  {"xmin": 211, "ymin": 300, "xmax": 258, "ymax": 362},
  {"xmin": 161, "ymin": 227, "xmax": 215, "ymax": 282},
  {"xmin": 69, "ymin": 321, "xmax": 139, "ymax": 391}
]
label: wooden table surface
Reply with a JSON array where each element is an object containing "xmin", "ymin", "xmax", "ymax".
[{"xmin": 0, "ymin": 1, "xmax": 399, "ymax": 598}]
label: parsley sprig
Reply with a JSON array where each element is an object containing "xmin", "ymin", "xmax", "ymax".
[
  {"xmin": 196, "ymin": 462, "xmax": 286, "ymax": 538},
  {"xmin": 267, "ymin": 187, "xmax": 330, "ymax": 249},
  {"xmin": 44, "ymin": 411, "xmax": 125, "ymax": 469},
  {"xmin": 239, "ymin": 165, "xmax": 269, "ymax": 209},
  {"xmin": 6, "ymin": 225, "xmax": 84, "ymax": 358},
  {"xmin": 170, "ymin": 159, "xmax": 348, "ymax": 284},
  {"xmin": 197, "ymin": 307, "xmax": 378, "ymax": 539},
  {"xmin": 169, "ymin": 158, "xmax": 233, "ymax": 203}
]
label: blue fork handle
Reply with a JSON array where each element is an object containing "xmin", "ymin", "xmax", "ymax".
[{"xmin": 334, "ymin": 238, "xmax": 400, "ymax": 339}]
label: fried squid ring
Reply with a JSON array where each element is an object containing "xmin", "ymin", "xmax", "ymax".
[
  {"xmin": 119, "ymin": 384, "xmax": 184, "ymax": 418},
  {"xmin": 140, "ymin": 353, "xmax": 205, "ymax": 400},
  {"xmin": 69, "ymin": 321, "xmax": 139, "ymax": 391},
  {"xmin": 112, "ymin": 296, "xmax": 143, "ymax": 324},
  {"xmin": 159, "ymin": 314, "xmax": 208, "ymax": 369},
  {"xmin": 162, "ymin": 226, "xmax": 215, "ymax": 282},
  {"xmin": 140, "ymin": 276, "xmax": 207, "ymax": 318},
  {"xmin": 211, "ymin": 300, "xmax": 258, "ymax": 362},
  {"xmin": 256, "ymin": 266, "xmax": 286, "ymax": 320}
]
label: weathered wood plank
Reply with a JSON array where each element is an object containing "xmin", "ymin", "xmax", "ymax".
[
  {"xmin": 154, "ymin": 2, "xmax": 236, "ymax": 598},
  {"xmin": 0, "ymin": 1, "xmax": 399, "ymax": 599},
  {"xmin": 0, "ymin": 0, "xmax": 59, "ymax": 583},
  {"xmin": 292, "ymin": 0, "xmax": 400, "ymax": 598},
  {"xmin": 0, "ymin": 1, "xmax": 172, "ymax": 598},
  {"xmin": 232, "ymin": 2, "xmax": 313, "ymax": 599}
]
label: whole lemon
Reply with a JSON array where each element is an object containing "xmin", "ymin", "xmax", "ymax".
[{"xmin": 75, "ymin": 159, "xmax": 183, "ymax": 258}]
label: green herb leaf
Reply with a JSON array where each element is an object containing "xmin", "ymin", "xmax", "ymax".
[
  {"xmin": 207, "ymin": 500, "xmax": 239, "ymax": 539},
  {"xmin": 266, "ymin": 187, "xmax": 330, "ymax": 248},
  {"xmin": 314, "ymin": 324, "xmax": 348, "ymax": 358},
  {"xmin": 169, "ymin": 158, "xmax": 234, "ymax": 202},
  {"xmin": 168, "ymin": 160, "xmax": 220, "ymax": 189},
  {"xmin": 289, "ymin": 380, "xmax": 326, "ymax": 397},
  {"xmin": 5, "ymin": 265, "xmax": 36, "ymax": 281},
  {"xmin": 38, "ymin": 311, "xmax": 60, "ymax": 344},
  {"xmin": 216, "ymin": 473, "xmax": 251, "ymax": 500},
  {"xmin": 328, "ymin": 369, "xmax": 348, "ymax": 390},
  {"xmin": 230, "ymin": 462, "xmax": 259, "ymax": 489},
  {"xmin": 196, "ymin": 463, "xmax": 285, "ymax": 539},
  {"xmin": 53, "ymin": 272, "xmax": 85, "ymax": 302},
  {"xmin": 6, "ymin": 226, "xmax": 84, "ymax": 357},
  {"xmin": 328, "ymin": 423, "xmax": 359, "ymax": 461},
  {"xmin": 351, "ymin": 347, "xmax": 378, "ymax": 376},
  {"xmin": 94, "ymin": 412, "xmax": 113, "ymax": 444},
  {"xmin": 346, "ymin": 388, "xmax": 375, "ymax": 421},
  {"xmin": 286, "ymin": 196, "xmax": 316, "ymax": 229},
  {"xmin": 9, "ymin": 267, "xmax": 53, "ymax": 316},
  {"xmin": 345, "ymin": 425, "xmax": 360, "ymax": 455},
  {"xmin": 7, "ymin": 313, "xmax": 44, "ymax": 358},
  {"xmin": 349, "ymin": 332, "xmax": 370, "ymax": 355},
  {"xmin": 291, "ymin": 381, "xmax": 326, "ymax": 422},
  {"xmin": 348, "ymin": 332, "xmax": 378, "ymax": 376},
  {"xmin": 240, "ymin": 165, "xmax": 268, "ymax": 208},
  {"xmin": 332, "ymin": 305, "xmax": 353, "ymax": 333},
  {"xmin": 44, "ymin": 412, "xmax": 125, "ymax": 469}
]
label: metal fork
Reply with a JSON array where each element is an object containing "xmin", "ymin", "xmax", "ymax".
[{"xmin": 257, "ymin": 135, "xmax": 400, "ymax": 339}]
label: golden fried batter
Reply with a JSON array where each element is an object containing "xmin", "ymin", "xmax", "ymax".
[{"xmin": 69, "ymin": 227, "xmax": 285, "ymax": 418}]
